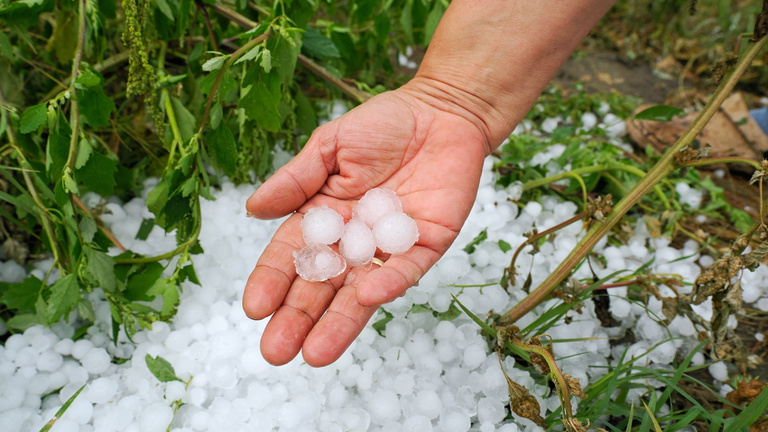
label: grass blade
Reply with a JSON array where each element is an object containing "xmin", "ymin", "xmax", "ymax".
[{"xmin": 39, "ymin": 384, "xmax": 86, "ymax": 432}]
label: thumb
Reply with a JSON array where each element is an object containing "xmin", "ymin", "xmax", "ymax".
[{"xmin": 246, "ymin": 129, "xmax": 336, "ymax": 219}]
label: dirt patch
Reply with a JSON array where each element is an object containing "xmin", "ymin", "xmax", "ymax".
[{"xmin": 554, "ymin": 52, "xmax": 679, "ymax": 104}]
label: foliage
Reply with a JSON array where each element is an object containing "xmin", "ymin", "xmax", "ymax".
[{"xmin": 0, "ymin": 0, "xmax": 446, "ymax": 338}]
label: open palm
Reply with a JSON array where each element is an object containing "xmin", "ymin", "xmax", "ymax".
[{"xmin": 242, "ymin": 87, "xmax": 489, "ymax": 366}]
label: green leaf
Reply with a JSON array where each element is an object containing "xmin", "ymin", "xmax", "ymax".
[
  {"xmin": 169, "ymin": 96, "xmax": 196, "ymax": 143},
  {"xmin": 400, "ymin": 1, "xmax": 414, "ymax": 45},
  {"xmin": 424, "ymin": 1, "xmax": 445, "ymax": 44},
  {"xmin": 372, "ymin": 308, "xmax": 393, "ymax": 336},
  {"xmin": 210, "ymin": 100, "xmax": 222, "ymax": 130},
  {"xmin": 201, "ymin": 55, "xmax": 227, "ymax": 72},
  {"xmin": 434, "ymin": 301, "xmax": 462, "ymax": 321},
  {"xmin": 206, "ymin": 124, "xmax": 238, "ymax": 175},
  {"xmin": 294, "ymin": 87, "xmax": 317, "ymax": 135},
  {"xmin": 83, "ymin": 247, "xmax": 116, "ymax": 292},
  {"xmin": 147, "ymin": 278, "xmax": 180, "ymax": 317},
  {"xmin": 75, "ymin": 69, "xmax": 101, "ymax": 87},
  {"xmin": 463, "ymin": 229, "xmax": 488, "ymax": 254},
  {"xmin": 78, "ymin": 87, "xmax": 116, "ymax": 128},
  {"xmin": 498, "ymin": 240, "xmax": 512, "ymax": 253},
  {"xmin": 74, "ymin": 138, "xmax": 92, "ymax": 169},
  {"xmin": 178, "ymin": 264, "xmax": 200, "ymax": 285},
  {"xmin": 154, "ymin": 0, "xmax": 175, "ymax": 21},
  {"xmin": 180, "ymin": 177, "xmax": 197, "ymax": 197},
  {"xmin": 135, "ymin": 218, "xmax": 155, "ymax": 241},
  {"xmin": 302, "ymin": 27, "xmax": 340, "ymax": 59},
  {"xmin": 39, "ymin": 384, "xmax": 86, "ymax": 432},
  {"xmin": 145, "ymin": 354, "xmax": 183, "ymax": 383},
  {"xmin": 234, "ymin": 44, "xmax": 261, "ymax": 65},
  {"xmin": 550, "ymin": 125, "xmax": 576, "ymax": 141},
  {"xmin": 0, "ymin": 275, "xmax": 42, "ymax": 312},
  {"xmin": 633, "ymin": 105, "xmax": 685, "ymax": 122},
  {"xmin": 238, "ymin": 81, "xmax": 281, "ymax": 132},
  {"xmin": 125, "ymin": 262, "xmax": 164, "ymax": 301},
  {"xmin": 0, "ymin": 31, "xmax": 13, "ymax": 60},
  {"xmin": 78, "ymin": 216, "xmax": 98, "ymax": 243},
  {"xmin": 62, "ymin": 167, "xmax": 79, "ymax": 194},
  {"xmin": 6, "ymin": 313, "xmax": 42, "ymax": 331},
  {"xmin": 20, "ymin": 103, "xmax": 47, "ymax": 134},
  {"xmin": 75, "ymin": 152, "xmax": 117, "ymax": 196},
  {"xmin": 260, "ymin": 49, "xmax": 272, "ymax": 73},
  {"xmin": 46, "ymin": 274, "xmax": 81, "ymax": 324}
]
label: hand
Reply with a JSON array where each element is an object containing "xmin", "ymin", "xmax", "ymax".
[{"xmin": 242, "ymin": 84, "xmax": 489, "ymax": 367}]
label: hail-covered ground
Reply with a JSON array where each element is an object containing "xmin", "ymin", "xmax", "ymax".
[{"xmin": 1, "ymin": 106, "xmax": 766, "ymax": 432}]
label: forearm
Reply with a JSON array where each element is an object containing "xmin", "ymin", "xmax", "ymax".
[{"xmin": 401, "ymin": 0, "xmax": 616, "ymax": 153}]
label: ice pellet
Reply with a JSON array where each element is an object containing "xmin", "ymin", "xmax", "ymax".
[
  {"xmin": 339, "ymin": 219, "xmax": 376, "ymax": 266},
  {"xmin": 353, "ymin": 188, "xmax": 403, "ymax": 228},
  {"xmin": 293, "ymin": 243, "xmax": 347, "ymax": 282},
  {"xmin": 301, "ymin": 206, "xmax": 345, "ymax": 245},
  {"xmin": 372, "ymin": 212, "xmax": 419, "ymax": 254}
]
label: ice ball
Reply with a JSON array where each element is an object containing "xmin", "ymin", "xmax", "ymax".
[
  {"xmin": 353, "ymin": 188, "xmax": 403, "ymax": 228},
  {"xmin": 339, "ymin": 219, "xmax": 376, "ymax": 267},
  {"xmin": 301, "ymin": 206, "xmax": 345, "ymax": 245},
  {"xmin": 293, "ymin": 243, "xmax": 347, "ymax": 282},
  {"xmin": 373, "ymin": 212, "xmax": 419, "ymax": 254}
]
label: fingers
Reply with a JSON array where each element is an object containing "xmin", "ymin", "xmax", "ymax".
[
  {"xmin": 301, "ymin": 270, "xmax": 378, "ymax": 367},
  {"xmin": 246, "ymin": 126, "xmax": 337, "ymax": 219}
]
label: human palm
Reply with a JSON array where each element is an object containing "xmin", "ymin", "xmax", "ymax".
[{"xmin": 243, "ymin": 88, "xmax": 488, "ymax": 366}]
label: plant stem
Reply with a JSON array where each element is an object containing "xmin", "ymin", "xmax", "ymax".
[
  {"xmin": 499, "ymin": 33, "xmax": 768, "ymax": 325},
  {"xmin": 198, "ymin": 32, "xmax": 271, "ymax": 134},
  {"xmin": 680, "ymin": 157, "xmax": 763, "ymax": 171},
  {"xmin": 64, "ymin": 0, "xmax": 88, "ymax": 172},
  {"xmin": 163, "ymin": 90, "xmax": 186, "ymax": 159},
  {"xmin": 210, "ymin": 3, "xmax": 372, "ymax": 104},
  {"xmin": 0, "ymin": 88, "xmax": 65, "ymax": 271}
]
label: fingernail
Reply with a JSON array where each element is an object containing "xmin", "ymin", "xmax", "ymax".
[{"xmin": 246, "ymin": 211, "xmax": 257, "ymax": 218}]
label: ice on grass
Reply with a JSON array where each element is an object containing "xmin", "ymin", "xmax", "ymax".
[
  {"xmin": 301, "ymin": 206, "xmax": 345, "ymax": 245},
  {"xmin": 372, "ymin": 212, "xmax": 419, "ymax": 254},
  {"xmin": 293, "ymin": 243, "xmax": 347, "ymax": 282},
  {"xmin": 339, "ymin": 219, "xmax": 376, "ymax": 267},
  {"xmin": 353, "ymin": 188, "xmax": 403, "ymax": 228}
]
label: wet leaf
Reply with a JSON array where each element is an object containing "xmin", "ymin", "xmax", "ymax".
[{"xmin": 145, "ymin": 354, "xmax": 182, "ymax": 383}]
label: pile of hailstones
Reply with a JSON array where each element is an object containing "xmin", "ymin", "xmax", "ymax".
[{"xmin": 294, "ymin": 188, "xmax": 419, "ymax": 281}]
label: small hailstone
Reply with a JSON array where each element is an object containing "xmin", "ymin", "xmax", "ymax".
[
  {"xmin": 293, "ymin": 243, "xmax": 347, "ymax": 282},
  {"xmin": 372, "ymin": 212, "xmax": 419, "ymax": 254},
  {"xmin": 301, "ymin": 206, "xmax": 345, "ymax": 245},
  {"xmin": 339, "ymin": 219, "xmax": 377, "ymax": 267},
  {"xmin": 353, "ymin": 188, "xmax": 403, "ymax": 228}
]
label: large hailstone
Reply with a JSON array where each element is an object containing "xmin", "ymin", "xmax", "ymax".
[
  {"xmin": 293, "ymin": 243, "xmax": 347, "ymax": 282},
  {"xmin": 339, "ymin": 219, "xmax": 376, "ymax": 267},
  {"xmin": 353, "ymin": 188, "xmax": 403, "ymax": 228},
  {"xmin": 301, "ymin": 206, "xmax": 345, "ymax": 245},
  {"xmin": 372, "ymin": 212, "xmax": 419, "ymax": 254}
]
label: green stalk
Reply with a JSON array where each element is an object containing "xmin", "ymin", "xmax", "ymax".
[
  {"xmin": 0, "ymin": 88, "xmax": 65, "ymax": 271},
  {"xmin": 64, "ymin": 0, "xmax": 88, "ymax": 172},
  {"xmin": 499, "ymin": 33, "xmax": 768, "ymax": 325}
]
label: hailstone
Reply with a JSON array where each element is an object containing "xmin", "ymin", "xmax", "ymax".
[
  {"xmin": 293, "ymin": 243, "xmax": 347, "ymax": 282},
  {"xmin": 372, "ymin": 212, "xmax": 419, "ymax": 254},
  {"xmin": 353, "ymin": 188, "xmax": 403, "ymax": 228},
  {"xmin": 301, "ymin": 206, "xmax": 345, "ymax": 245},
  {"xmin": 339, "ymin": 219, "xmax": 376, "ymax": 267}
]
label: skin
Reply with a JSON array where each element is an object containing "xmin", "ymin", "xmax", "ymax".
[{"xmin": 244, "ymin": 0, "xmax": 617, "ymax": 367}]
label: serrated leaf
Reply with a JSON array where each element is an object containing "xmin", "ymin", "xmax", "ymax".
[
  {"xmin": 178, "ymin": 264, "xmax": 200, "ymax": 285},
  {"xmin": 180, "ymin": 177, "xmax": 197, "ymax": 197},
  {"xmin": 633, "ymin": 105, "xmax": 685, "ymax": 122},
  {"xmin": 238, "ymin": 81, "xmax": 281, "ymax": 132},
  {"xmin": 372, "ymin": 309, "xmax": 393, "ymax": 336},
  {"xmin": 0, "ymin": 275, "xmax": 42, "ymax": 312},
  {"xmin": 125, "ymin": 262, "xmax": 164, "ymax": 301},
  {"xmin": 78, "ymin": 87, "xmax": 116, "ymax": 127},
  {"xmin": 46, "ymin": 273, "xmax": 81, "ymax": 324},
  {"xmin": 74, "ymin": 138, "xmax": 92, "ymax": 169},
  {"xmin": 83, "ymin": 247, "xmax": 116, "ymax": 292},
  {"xmin": 77, "ymin": 298, "xmax": 96, "ymax": 322},
  {"xmin": 260, "ymin": 49, "xmax": 272, "ymax": 73},
  {"xmin": 62, "ymin": 167, "xmax": 79, "ymax": 194},
  {"xmin": 75, "ymin": 151, "xmax": 117, "ymax": 196},
  {"xmin": 75, "ymin": 69, "xmax": 101, "ymax": 87},
  {"xmin": 302, "ymin": 27, "xmax": 340, "ymax": 59},
  {"xmin": 145, "ymin": 354, "xmax": 182, "ymax": 383},
  {"xmin": 147, "ymin": 277, "xmax": 180, "ymax": 317},
  {"xmin": 201, "ymin": 55, "xmax": 227, "ymax": 72},
  {"xmin": 234, "ymin": 44, "xmax": 261, "ymax": 65},
  {"xmin": 78, "ymin": 216, "xmax": 97, "ymax": 243},
  {"xmin": 20, "ymin": 103, "xmax": 47, "ymax": 134},
  {"xmin": 206, "ymin": 124, "xmax": 238, "ymax": 175},
  {"xmin": 154, "ymin": 0, "xmax": 175, "ymax": 21}
]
